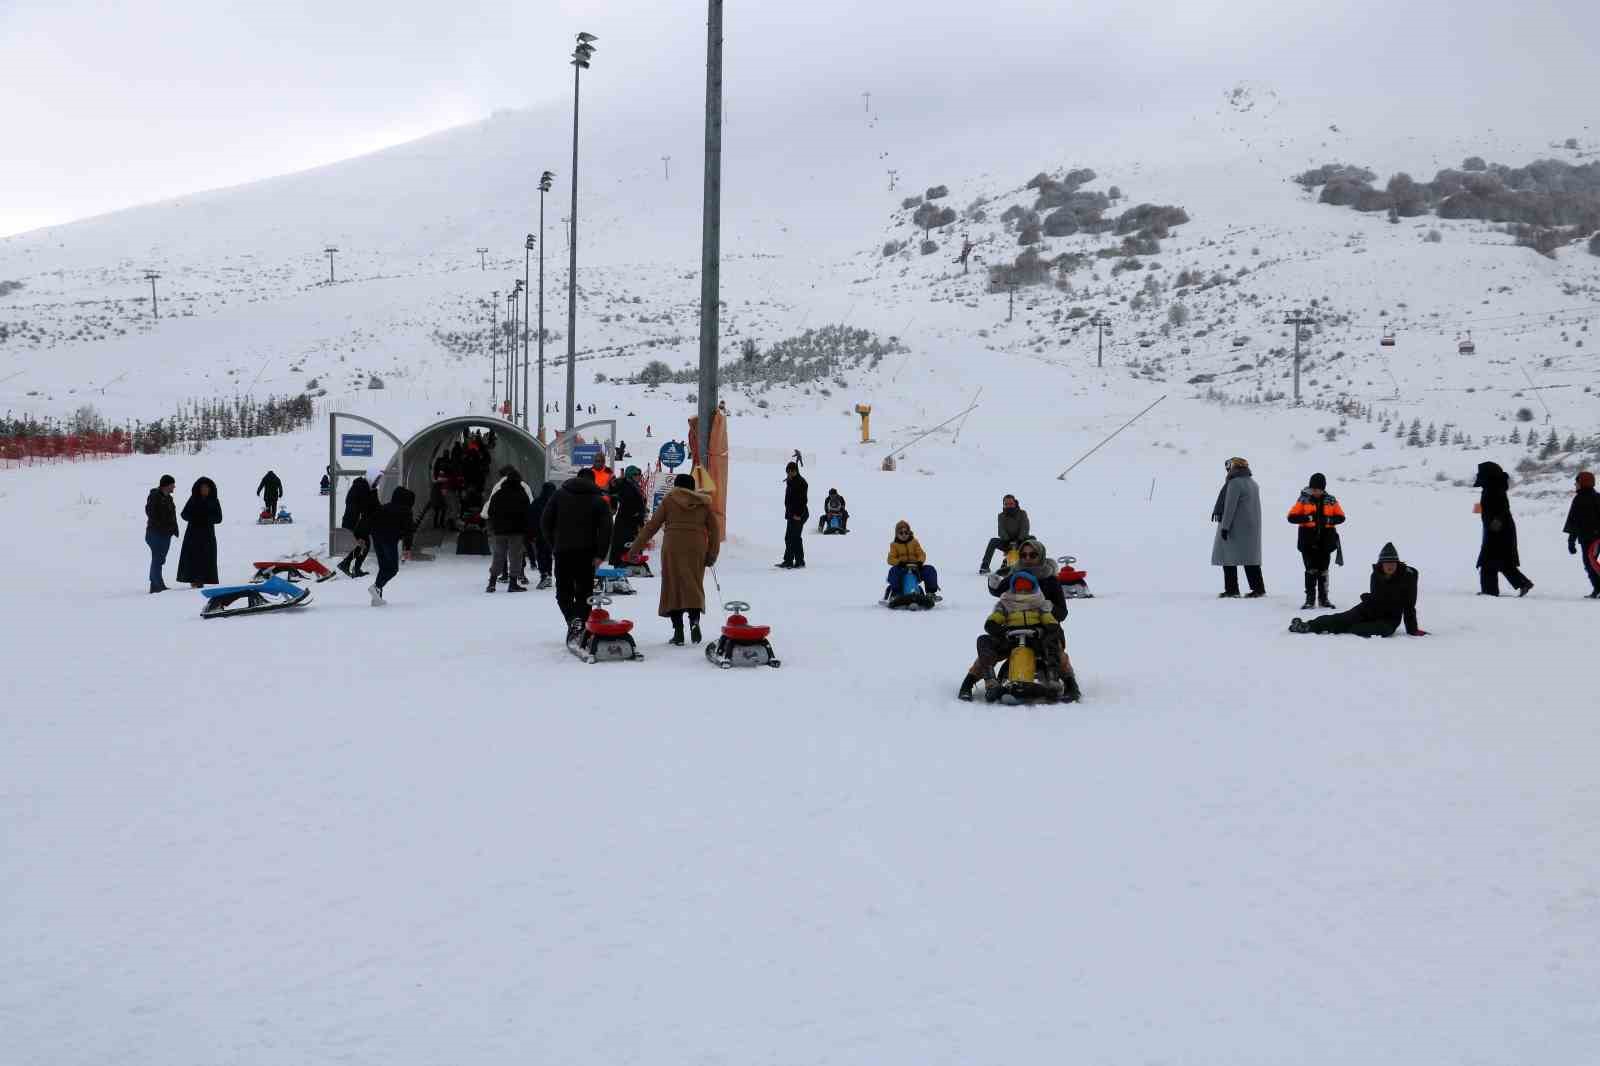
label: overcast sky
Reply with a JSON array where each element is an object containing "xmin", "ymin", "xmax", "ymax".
[{"xmin": 3, "ymin": 0, "xmax": 1595, "ymax": 238}]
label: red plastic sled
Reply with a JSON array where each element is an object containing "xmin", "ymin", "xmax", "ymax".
[{"xmin": 251, "ymin": 557, "xmax": 338, "ymax": 583}]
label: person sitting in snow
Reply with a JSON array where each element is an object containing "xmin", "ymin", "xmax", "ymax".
[
  {"xmin": 978, "ymin": 494, "xmax": 1029, "ymax": 574},
  {"xmin": 1289, "ymin": 542, "xmax": 1426, "ymax": 638},
  {"xmin": 817, "ymin": 488, "xmax": 849, "ymax": 533},
  {"xmin": 959, "ymin": 566, "xmax": 1081, "ymax": 702},
  {"xmin": 885, "ymin": 519, "xmax": 939, "ymax": 599},
  {"xmin": 959, "ymin": 537, "xmax": 1080, "ymax": 700}
]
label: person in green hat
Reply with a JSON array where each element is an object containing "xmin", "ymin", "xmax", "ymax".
[{"xmin": 608, "ymin": 465, "xmax": 649, "ymax": 566}]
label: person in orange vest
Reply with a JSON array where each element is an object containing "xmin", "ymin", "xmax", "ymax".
[{"xmin": 591, "ymin": 453, "xmax": 613, "ymax": 491}]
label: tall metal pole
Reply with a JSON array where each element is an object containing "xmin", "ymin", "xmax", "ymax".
[
  {"xmin": 523, "ymin": 239, "xmax": 532, "ymax": 430},
  {"xmin": 565, "ymin": 56, "xmax": 584, "ymax": 433},
  {"xmin": 144, "ymin": 271, "xmax": 161, "ymax": 320},
  {"xmin": 324, "ymin": 246, "xmax": 338, "ymax": 284},
  {"xmin": 696, "ymin": 0, "xmax": 724, "ymax": 467},
  {"xmin": 490, "ymin": 291, "xmax": 499, "ymax": 404},
  {"xmin": 538, "ymin": 177, "xmax": 550, "ymax": 440},
  {"xmin": 1285, "ymin": 312, "xmax": 1313, "ymax": 405}
]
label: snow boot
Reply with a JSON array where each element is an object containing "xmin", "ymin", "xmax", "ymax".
[
  {"xmin": 669, "ymin": 620, "xmax": 685, "ymax": 646},
  {"xmin": 690, "ymin": 619, "xmax": 702, "ymax": 643},
  {"xmin": 1518, "ymin": 580, "xmax": 1535, "ymax": 598},
  {"xmin": 536, "ymin": 575, "xmax": 552, "ymax": 590},
  {"xmin": 1588, "ymin": 589, "xmax": 1600, "ymax": 599},
  {"xmin": 1317, "ymin": 575, "xmax": 1335, "ymax": 609},
  {"xmin": 977, "ymin": 566, "xmax": 990, "ymax": 575},
  {"xmin": 1301, "ymin": 572, "xmax": 1316, "ymax": 611},
  {"xmin": 337, "ymin": 554, "xmax": 355, "ymax": 578},
  {"xmin": 957, "ymin": 674, "xmax": 978, "ymax": 702},
  {"xmin": 1061, "ymin": 672, "xmax": 1082, "ymax": 703},
  {"xmin": 1218, "ymin": 591, "xmax": 1241, "ymax": 599},
  {"xmin": 486, "ymin": 576, "xmax": 496, "ymax": 593},
  {"xmin": 508, "ymin": 579, "xmax": 526, "ymax": 593},
  {"xmin": 369, "ymin": 585, "xmax": 385, "ymax": 607},
  {"xmin": 1288, "ymin": 617, "xmax": 1309, "ymax": 633},
  {"xmin": 1245, "ymin": 590, "xmax": 1267, "ymax": 599}
]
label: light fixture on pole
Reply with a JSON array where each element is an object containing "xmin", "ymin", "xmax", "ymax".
[
  {"xmin": 564, "ymin": 31, "xmax": 597, "ymax": 435},
  {"xmin": 477, "ymin": 247, "xmax": 489, "ymax": 271},
  {"xmin": 523, "ymin": 234, "xmax": 534, "ymax": 431},
  {"xmin": 143, "ymin": 270, "xmax": 161, "ymax": 321},
  {"xmin": 536, "ymin": 170, "xmax": 553, "ymax": 441},
  {"xmin": 490, "ymin": 290, "xmax": 500, "ymax": 404}
]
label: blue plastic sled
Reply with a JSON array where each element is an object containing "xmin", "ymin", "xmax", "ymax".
[{"xmin": 200, "ymin": 576, "xmax": 312, "ymax": 619}]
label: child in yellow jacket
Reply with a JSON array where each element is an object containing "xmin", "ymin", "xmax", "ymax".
[{"xmin": 886, "ymin": 519, "xmax": 941, "ymax": 597}]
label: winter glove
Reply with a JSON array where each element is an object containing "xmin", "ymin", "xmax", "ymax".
[
  {"xmin": 1220, "ymin": 529, "xmax": 1229, "ymax": 540},
  {"xmin": 1569, "ymin": 537, "xmax": 1579, "ymax": 555}
]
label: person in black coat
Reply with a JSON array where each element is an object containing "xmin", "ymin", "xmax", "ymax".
[
  {"xmin": 485, "ymin": 466, "xmax": 532, "ymax": 593},
  {"xmin": 607, "ymin": 466, "xmax": 649, "ymax": 566},
  {"xmin": 366, "ymin": 486, "xmax": 417, "ymax": 606},
  {"xmin": 1290, "ymin": 542, "xmax": 1426, "ymax": 637},
  {"xmin": 144, "ymin": 473, "xmax": 179, "ymax": 593},
  {"xmin": 539, "ymin": 468, "xmax": 613, "ymax": 628},
  {"xmin": 778, "ymin": 461, "xmax": 809, "ymax": 568},
  {"xmin": 255, "ymin": 470, "xmax": 283, "ymax": 518},
  {"xmin": 1563, "ymin": 469, "xmax": 1600, "ymax": 597},
  {"xmin": 527, "ymin": 480, "xmax": 557, "ymax": 588},
  {"xmin": 176, "ymin": 476, "xmax": 221, "ymax": 587},
  {"xmin": 337, "ymin": 476, "xmax": 378, "ymax": 577},
  {"xmin": 1474, "ymin": 460, "xmax": 1533, "ymax": 596}
]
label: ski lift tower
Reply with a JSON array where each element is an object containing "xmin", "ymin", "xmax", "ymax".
[{"xmin": 1285, "ymin": 311, "xmax": 1315, "ymax": 405}]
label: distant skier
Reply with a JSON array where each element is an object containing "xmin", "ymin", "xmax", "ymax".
[
  {"xmin": 144, "ymin": 473, "xmax": 179, "ymax": 593},
  {"xmin": 777, "ymin": 461, "xmax": 809, "ymax": 568},
  {"xmin": 1286, "ymin": 472, "xmax": 1345, "ymax": 609},
  {"xmin": 1562, "ymin": 470, "xmax": 1600, "ymax": 598},
  {"xmin": 1473, "ymin": 460, "xmax": 1533, "ymax": 596},
  {"xmin": 366, "ymin": 486, "xmax": 417, "ymax": 606},
  {"xmin": 978, "ymin": 494, "xmax": 1029, "ymax": 574},
  {"xmin": 1212, "ymin": 457, "xmax": 1265, "ymax": 597},
  {"xmin": 484, "ymin": 465, "xmax": 533, "ymax": 593},
  {"xmin": 1289, "ymin": 542, "xmax": 1426, "ymax": 637},
  {"xmin": 255, "ymin": 470, "xmax": 283, "ymax": 519},
  {"xmin": 176, "ymin": 477, "xmax": 221, "ymax": 588}
]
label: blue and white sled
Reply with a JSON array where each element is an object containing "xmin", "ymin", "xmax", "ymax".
[
  {"xmin": 594, "ymin": 566, "xmax": 635, "ymax": 596},
  {"xmin": 199, "ymin": 576, "xmax": 312, "ymax": 619}
]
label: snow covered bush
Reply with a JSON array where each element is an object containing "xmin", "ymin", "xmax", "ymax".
[
  {"xmin": 637, "ymin": 360, "xmax": 673, "ymax": 386},
  {"xmin": 925, "ymin": 185, "xmax": 949, "ymax": 200},
  {"xmin": 900, "ymin": 195, "xmax": 923, "ymax": 210},
  {"xmin": 882, "ymin": 240, "xmax": 905, "ymax": 257},
  {"xmin": 0, "ymin": 280, "xmax": 24, "ymax": 298},
  {"xmin": 920, "ymin": 239, "xmax": 938, "ymax": 255}
]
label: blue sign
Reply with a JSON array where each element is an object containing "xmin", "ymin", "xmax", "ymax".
[
  {"xmin": 659, "ymin": 440, "xmax": 687, "ymax": 470},
  {"xmin": 570, "ymin": 443, "xmax": 602, "ymax": 467},
  {"xmin": 340, "ymin": 433, "xmax": 374, "ymax": 458}
]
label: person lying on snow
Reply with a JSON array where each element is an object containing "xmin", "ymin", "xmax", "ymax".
[
  {"xmin": 958, "ymin": 569, "xmax": 1081, "ymax": 702},
  {"xmin": 1289, "ymin": 542, "xmax": 1426, "ymax": 637},
  {"xmin": 885, "ymin": 519, "xmax": 939, "ymax": 597},
  {"xmin": 959, "ymin": 537, "xmax": 1080, "ymax": 700}
]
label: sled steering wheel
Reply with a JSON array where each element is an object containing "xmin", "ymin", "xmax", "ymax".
[
  {"xmin": 587, "ymin": 593, "xmax": 614, "ymax": 607},
  {"xmin": 723, "ymin": 600, "xmax": 750, "ymax": 614}
]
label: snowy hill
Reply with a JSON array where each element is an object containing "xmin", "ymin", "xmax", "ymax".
[{"xmin": 5, "ymin": 85, "xmax": 1600, "ymax": 1066}]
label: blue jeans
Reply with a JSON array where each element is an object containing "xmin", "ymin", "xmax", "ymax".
[
  {"xmin": 887, "ymin": 563, "xmax": 939, "ymax": 595},
  {"xmin": 145, "ymin": 531, "xmax": 172, "ymax": 589},
  {"xmin": 372, "ymin": 537, "xmax": 400, "ymax": 589}
]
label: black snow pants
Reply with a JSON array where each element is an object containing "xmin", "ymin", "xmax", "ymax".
[
  {"xmin": 1305, "ymin": 606, "xmax": 1398, "ymax": 638},
  {"xmin": 554, "ymin": 550, "xmax": 598, "ymax": 625},
  {"xmin": 783, "ymin": 519, "xmax": 806, "ymax": 566}
]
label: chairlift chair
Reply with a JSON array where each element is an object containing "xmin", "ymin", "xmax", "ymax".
[
  {"xmin": 1380, "ymin": 331, "xmax": 1396, "ymax": 348},
  {"xmin": 1457, "ymin": 332, "xmax": 1476, "ymax": 356}
]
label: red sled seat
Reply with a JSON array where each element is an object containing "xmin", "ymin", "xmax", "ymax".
[
  {"xmin": 585, "ymin": 610, "xmax": 634, "ymax": 638},
  {"xmin": 721, "ymin": 614, "xmax": 770, "ymax": 642}
]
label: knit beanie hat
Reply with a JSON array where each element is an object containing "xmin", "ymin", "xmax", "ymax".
[
  {"xmin": 1578, "ymin": 471, "xmax": 1595, "ymax": 491},
  {"xmin": 159, "ymin": 474, "xmax": 175, "ymax": 487},
  {"xmin": 1309, "ymin": 472, "xmax": 1327, "ymax": 490},
  {"xmin": 1377, "ymin": 542, "xmax": 1400, "ymax": 564}
]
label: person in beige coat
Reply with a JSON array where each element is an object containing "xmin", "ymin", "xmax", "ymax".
[{"xmin": 634, "ymin": 473, "xmax": 720, "ymax": 645}]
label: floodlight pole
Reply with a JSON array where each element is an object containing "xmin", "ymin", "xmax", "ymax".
[
  {"xmin": 523, "ymin": 236, "xmax": 533, "ymax": 430},
  {"xmin": 490, "ymin": 291, "xmax": 500, "ymax": 403},
  {"xmin": 537, "ymin": 171, "xmax": 553, "ymax": 440},
  {"xmin": 696, "ymin": 0, "xmax": 724, "ymax": 466},
  {"xmin": 565, "ymin": 32, "xmax": 597, "ymax": 434}
]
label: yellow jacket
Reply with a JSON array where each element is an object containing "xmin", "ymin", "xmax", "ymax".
[{"xmin": 887, "ymin": 536, "xmax": 927, "ymax": 566}]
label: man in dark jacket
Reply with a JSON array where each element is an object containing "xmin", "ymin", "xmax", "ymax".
[
  {"xmin": 366, "ymin": 486, "xmax": 417, "ymax": 606},
  {"xmin": 1474, "ymin": 460, "xmax": 1533, "ymax": 597},
  {"xmin": 1289, "ymin": 542, "xmax": 1426, "ymax": 637},
  {"xmin": 540, "ymin": 468, "xmax": 613, "ymax": 628},
  {"xmin": 778, "ymin": 461, "xmax": 809, "ymax": 568},
  {"xmin": 1286, "ymin": 472, "xmax": 1346, "ymax": 609},
  {"xmin": 1563, "ymin": 470, "xmax": 1600, "ymax": 597},
  {"xmin": 527, "ymin": 481, "xmax": 557, "ymax": 589},
  {"xmin": 608, "ymin": 466, "xmax": 649, "ymax": 566},
  {"xmin": 978, "ymin": 494, "xmax": 1030, "ymax": 574},
  {"xmin": 256, "ymin": 470, "xmax": 284, "ymax": 519},
  {"xmin": 144, "ymin": 474, "xmax": 179, "ymax": 593},
  {"xmin": 337, "ymin": 476, "xmax": 378, "ymax": 577},
  {"xmin": 485, "ymin": 466, "xmax": 532, "ymax": 593}
]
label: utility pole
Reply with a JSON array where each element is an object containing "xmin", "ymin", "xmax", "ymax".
[
  {"xmin": 537, "ymin": 171, "xmax": 553, "ymax": 441},
  {"xmin": 887, "ymin": 169, "xmax": 898, "ymax": 191},
  {"xmin": 1285, "ymin": 312, "xmax": 1314, "ymax": 405},
  {"xmin": 662, "ymin": 155, "xmax": 671, "ymax": 181},
  {"xmin": 697, "ymin": 0, "xmax": 724, "ymax": 469},
  {"xmin": 523, "ymin": 234, "xmax": 534, "ymax": 431},
  {"xmin": 1089, "ymin": 313, "xmax": 1111, "ymax": 368},
  {"xmin": 323, "ymin": 246, "xmax": 338, "ymax": 284},
  {"xmin": 861, "ymin": 90, "xmax": 871, "ymax": 113},
  {"xmin": 477, "ymin": 247, "xmax": 489, "ymax": 271},
  {"xmin": 565, "ymin": 31, "xmax": 597, "ymax": 435},
  {"xmin": 490, "ymin": 291, "xmax": 500, "ymax": 403},
  {"xmin": 143, "ymin": 270, "xmax": 161, "ymax": 320}
]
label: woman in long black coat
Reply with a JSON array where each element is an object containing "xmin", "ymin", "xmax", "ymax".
[
  {"xmin": 176, "ymin": 476, "xmax": 221, "ymax": 587},
  {"xmin": 1474, "ymin": 460, "xmax": 1533, "ymax": 596}
]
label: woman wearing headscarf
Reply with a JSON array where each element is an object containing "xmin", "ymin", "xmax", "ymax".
[
  {"xmin": 1474, "ymin": 460, "xmax": 1533, "ymax": 596},
  {"xmin": 1211, "ymin": 456, "xmax": 1265, "ymax": 597},
  {"xmin": 176, "ymin": 476, "xmax": 221, "ymax": 587},
  {"xmin": 634, "ymin": 473, "xmax": 719, "ymax": 645}
]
